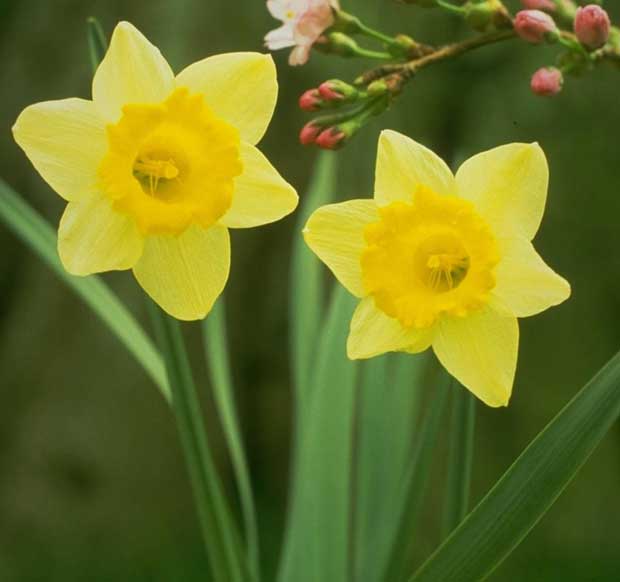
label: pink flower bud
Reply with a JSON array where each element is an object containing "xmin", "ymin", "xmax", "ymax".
[
  {"xmin": 520, "ymin": 0, "xmax": 556, "ymax": 12},
  {"xmin": 299, "ymin": 122, "xmax": 322, "ymax": 145},
  {"xmin": 530, "ymin": 67, "xmax": 563, "ymax": 96},
  {"xmin": 318, "ymin": 81, "xmax": 344, "ymax": 101},
  {"xmin": 316, "ymin": 127, "xmax": 346, "ymax": 150},
  {"xmin": 574, "ymin": 5, "xmax": 610, "ymax": 50},
  {"xmin": 299, "ymin": 89, "xmax": 322, "ymax": 112},
  {"xmin": 514, "ymin": 10, "xmax": 559, "ymax": 44}
]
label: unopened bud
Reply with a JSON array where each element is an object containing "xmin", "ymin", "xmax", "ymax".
[
  {"xmin": 299, "ymin": 122, "xmax": 322, "ymax": 145},
  {"xmin": 299, "ymin": 89, "xmax": 322, "ymax": 112},
  {"xmin": 574, "ymin": 5, "xmax": 610, "ymax": 50},
  {"xmin": 318, "ymin": 79, "xmax": 358, "ymax": 102},
  {"xmin": 464, "ymin": 0, "xmax": 512, "ymax": 32},
  {"xmin": 324, "ymin": 32, "xmax": 359, "ymax": 57},
  {"xmin": 514, "ymin": 10, "xmax": 559, "ymax": 43},
  {"xmin": 367, "ymin": 80, "xmax": 389, "ymax": 97},
  {"xmin": 521, "ymin": 0, "xmax": 556, "ymax": 11},
  {"xmin": 531, "ymin": 66, "xmax": 563, "ymax": 96},
  {"xmin": 316, "ymin": 127, "xmax": 347, "ymax": 150}
]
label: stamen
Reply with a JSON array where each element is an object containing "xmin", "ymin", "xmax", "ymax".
[
  {"xmin": 426, "ymin": 253, "xmax": 469, "ymax": 291},
  {"xmin": 134, "ymin": 158, "xmax": 180, "ymax": 180},
  {"xmin": 133, "ymin": 157, "xmax": 180, "ymax": 196}
]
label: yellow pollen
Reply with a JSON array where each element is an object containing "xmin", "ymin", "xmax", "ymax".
[
  {"xmin": 286, "ymin": 9, "xmax": 296, "ymax": 18},
  {"xmin": 361, "ymin": 186, "xmax": 500, "ymax": 328}
]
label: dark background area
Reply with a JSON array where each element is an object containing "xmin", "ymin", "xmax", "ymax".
[{"xmin": 1, "ymin": 1, "xmax": 620, "ymax": 580}]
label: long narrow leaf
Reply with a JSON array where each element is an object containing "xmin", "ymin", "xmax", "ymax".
[
  {"xmin": 86, "ymin": 16, "xmax": 107, "ymax": 72},
  {"xmin": 386, "ymin": 365, "xmax": 451, "ymax": 582},
  {"xmin": 410, "ymin": 350, "xmax": 620, "ymax": 582},
  {"xmin": 442, "ymin": 384, "xmax": 476, "ymax": 539},
  {"xmin": 278, "ymin": 285, "xmax": 359, "ymax": 582},
  {"xmin": 289, "ymin": 152, "xmax": 337, "ymax": 415},
  {"xmin": 278, "ymin": 152, "xmax": 339, "ymax": 580},
  {"xmin": 0, "ymin": 178, "xmax": 169, "ymax": 399},
  {"xmin": 202, "ymin": 299, "xmax": 260, "ymax": 582},
  {"xmin": 147, "ymin": 301, "xmax": 247, "ymax": 582},
  {"xmin": 353, "ymin": 353, "xmax": 428, "ymax": 582}
]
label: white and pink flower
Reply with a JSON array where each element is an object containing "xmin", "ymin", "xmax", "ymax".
[{"xmin": 265, "ymin": 0, "xmax": 339, "ymax": 66}]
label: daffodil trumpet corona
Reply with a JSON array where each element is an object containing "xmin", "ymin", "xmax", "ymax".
[
  {"xmin": 13, "ymin": 21, "xmax": 298, "ymax": 320},
  {"xmin": 304, "ymin": 130, "xmax": 570, "ymax": 407}
]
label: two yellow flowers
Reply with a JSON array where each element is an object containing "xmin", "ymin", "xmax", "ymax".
[{"xmin": 12, "ymin": 22, "xmax": 570, "ymax": 406}]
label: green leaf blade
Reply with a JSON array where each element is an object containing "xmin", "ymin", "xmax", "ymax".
[
  {"xmin": 0, "ymin": 178, "xmax": 169, "ymax": 399},
  {"xmin": 353, "ymin": 353, "xmax": 428, "ymax": 582},
  {"xmin": 202, "ymin": 299, "xmax": 260, "ymax": 582},
  {"xmin": 410, "ymin": 350, "xmax": 620, "ymax": 582},
  {"xmin": 289, "ymin": 152, "xmax": 337, "ymax": 415},
  {"xmin": 278, "ymin": 285, "xmax": 359, "ymax": 582}
]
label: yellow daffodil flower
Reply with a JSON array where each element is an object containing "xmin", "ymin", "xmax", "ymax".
[
  {"xmin": 13, "ymin": 22, "xmax": 298, "ymax": 320},
  {"xmin": 304, "ymin": 130, "xmax": 570, "ymax": 407}
]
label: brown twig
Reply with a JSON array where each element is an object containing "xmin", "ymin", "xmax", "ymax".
[{"xmin": 358, "ymin": 29, "xmax": 516, "ymax": 86}]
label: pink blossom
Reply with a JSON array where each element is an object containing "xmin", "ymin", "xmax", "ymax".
[
  {"xmin": 531, "ymin": 67, "xmax": 563, "ymax": 96},
  {"xmin": 514, "ymin": 10, "xmax": 558, "ymax": 44},
  {"xmin": 299, "ymin": 89, "xmax": 322, "ymax": 111},
  {"xmin": 318, "ymin": 81, "xmax": 344, "ymax": 101},
  {"xmin": 265, "ymin": 0, "xmax": 339, "ymax": 66},
  {"xmin": 316, "ymin": 127, "xmax": 346, "ymax": 149},
  {"xmin": 574, "ymin": 5, "xmax": 610, "ymax": 50},
  {"xmin": 299, "ymin": 122, "xmax": 322, "ymax": 145}
]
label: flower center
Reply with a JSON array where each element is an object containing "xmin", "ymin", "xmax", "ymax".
[
  {"xmin": 98, "ymin": 87, "xmax": 242, "ymax": 235},
  {"xmin": 361, "ymin": 186, "xmax": 500, "ymax": 328},
  {"xmin": 134, "ymin": 156, "xmax": 180, "ymax": 185},
  {"xmin": 132, "ymin": 152, "xmax": 184, "ymax": 202},
  {"xmin": 415, "ymin": 235, "xmax": 470, "ymax": 293}
]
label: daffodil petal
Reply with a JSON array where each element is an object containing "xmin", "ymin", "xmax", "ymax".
[
  {"xmin": 455, "ymin": 143, "xmax": 548, "ymax": 240},
  {"xmin": 220, "ymin": 142, "xmax": 298, "ymax": 228},
  {"xmin": 433, "ymin": 307, "xmax": 518, "ymax": 408},
  {"xmin": 374, "ymin": 130, "xmax": 456, "ymax": 206},
  {"xmin": 12, "ymin": 98, "xmax": 107, "ymax": 201},
  {"xmin": 93, "ymin": 21, "xmax": 174, "ymax": 122},
  {"xmin": 58, "ymin": 194, "xmax": 144, "ymax": 275},
  {"xmin": 176, "ymin": 53, "xmax": 277, "ymax": 145},
  {"xmin": 491, "ymin": 237, "xmax": 571, "ymax": 317},
  {"xmin": 133, "ymin": 224, "xmax": 230, "ymax": 321},
  {"xmin": 347, "ymin": 297, "xmax": 434, "ymax": 359},
  {"xmin": 303, "ymin": 199, "xmax": 378, "ymax": 297}
]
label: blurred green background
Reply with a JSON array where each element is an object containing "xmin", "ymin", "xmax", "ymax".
[{"xmin": 1, "ymin": 1, "xmax": 620, "ymax": 580}]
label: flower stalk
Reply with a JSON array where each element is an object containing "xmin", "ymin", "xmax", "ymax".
[
  {"xmin": 442, "ymin": 382, "xmax": 476, "ymax": 539},
  {"xmin": 147, "ymin": 301, "xmax": 247, "ymax": 582}
]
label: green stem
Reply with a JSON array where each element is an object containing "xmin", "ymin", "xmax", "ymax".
[
  {"xmin": 384, "ymin": 359, "xmax": 451, "ymax": 581},
  {"xmin": 356, "ymin": 21, "xmax": 399, "ymax": 46},
  {"xmin": 436, "ymin": 0, "xmax": 467, "ymax": 15},
  {"xmin": 442, "ymin": 381, "xmax": 476, "ymax": 539},
  {"xmin": 336, "ymin": 9, "xmax": 400, "ymax": 46},
  {"xmin": 353, "ymin": 46, "xmax": 393, "ymax": 60},
  {"xmin": 147, "ymin": 301, "xmax": 246, "ymax": 582},
  {"xmin": 202, "ymin": 300, "xmax": 260, "ymax": 582}
]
